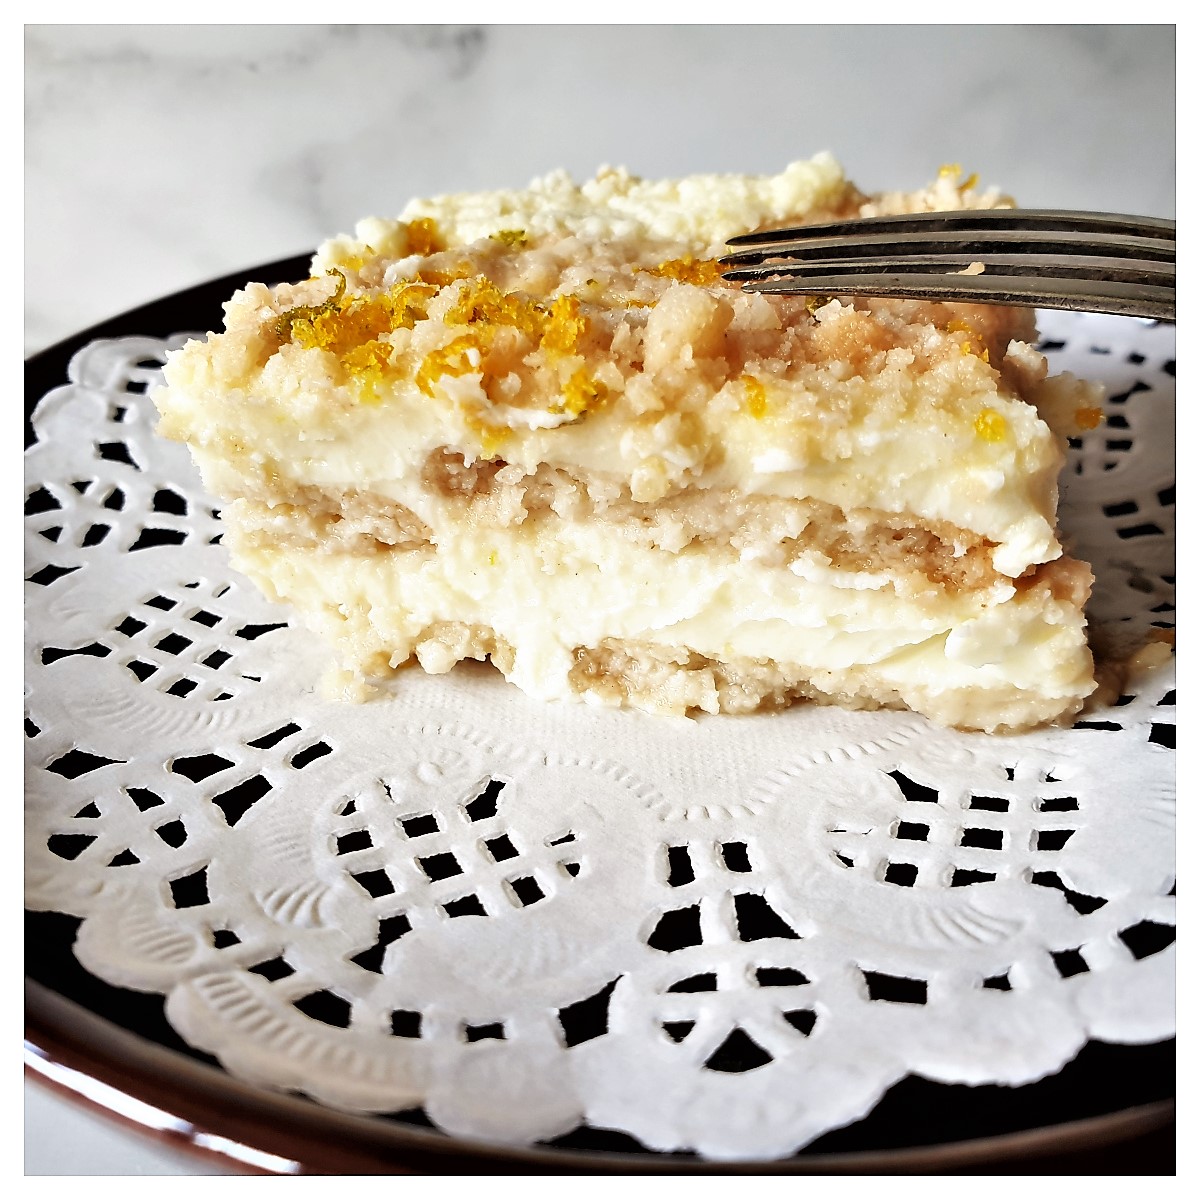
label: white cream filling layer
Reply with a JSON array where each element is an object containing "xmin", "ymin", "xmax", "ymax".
[{"xmin": 229, "ymin": 519, "xmax": 1093, "ymax": 715}]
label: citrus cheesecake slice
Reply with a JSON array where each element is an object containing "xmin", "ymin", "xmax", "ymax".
[{"xmin": 155, "ymin": 156, "xmax": 1100, "ymax": 732}]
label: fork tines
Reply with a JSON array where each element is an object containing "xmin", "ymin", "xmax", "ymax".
[{"xmin": 721, "ymin": 209, "xmax": 1175, "ymax": 320}]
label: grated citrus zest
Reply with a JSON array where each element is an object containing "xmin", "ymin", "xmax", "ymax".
[
  {"xmin": 946, "ymin": 319, "xmax": 990, "ymax": 363},
  {"xmin": 741, "ymin": 375, "xmax": 768, "ymax": 419},
  {"xmin": 271, "ymin": 270, "xmax": 347, "ymax": 341},
  {"xmin": 556, "ymin": 368, "xmax": 608, "ymax": 420},
  {"xmin": 644, "ymin": 255, "xmax": 726, "ymax": 286},
  {"xmin": 405, "ymin": 217, "xmax": 444, "ymax": 257},
  {"xmin": 415, "ymin": 336, "xmax": 482, "ymax": 398},
  {"xmin": 974, "ymin": 409, "xmax": 1008, "ymax": 442},
  {"xmin": 541, "ymin": 295, "xmax": 587, "ymax": 356},
  {"xmin": 490, "ymin": 229, "xmax": 528, "ymax": 248},
  {"xmin": 937, "ymin": 164, "xmax": 979, "ymax": 192}
]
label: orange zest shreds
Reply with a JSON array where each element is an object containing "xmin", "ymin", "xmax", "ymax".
[
  {"xmin": 291, "ymin": 296, "xmax": 394, "ymax": 357},
  {"xmin": 946, "ymin": 319, "xmax": 990, "ymax": 363},
  {"xmin": 443, "ymin": 279, "xmax": 590, "ymax": 360},
  {"xmin": 937, "ymin": 163, "xmax": 978, "ymax": 191},
  {"xmin": 1074, "ymin": 406, "xmax": 1104, "ymax": 431},
  {"xmin": 342, "ymin": 340, "xmax": 395, "ymax": 403},
  {"xmin": 556, "ymin": 369, "xmax": 608, "ymax": 420},
  {"xmin": 466, "ymin": 418, "xmax": 512, "ymax": 458},
  {"xmin": 541, "ymin": 295, "xmax": 588, "ymax": 356},
  {"xmin": 405, "ymin": 217, "xmax": 444, "ymax": 257},
  {"xmin": 446, "ymin": 276, "xmax": 547, "ymax": 336},
  {"xmin": 445, "ymin": 275, "xmax": 503, "ymax": 325},
  {"xmin": 974, "ymin": 408, "xmax": 1008, "ymax": 443},
  {"xmin": 271, "ymin": 270, "xmax": 347, "ymax": 340},
  {"xmin": 342, "ymin": 340, "xmax": 393, "ymax": 372},
  {"xmin": 279, "ymin": 277, "xmax": 437, "ymax": 356},
  {"xmin": 741, "ymin": 375, "xmax": 768, "ymax": 419},
  {"xmin": 490, "ymin": 229, "xmax": 528, "ymax": 248},
  {"xmin": 415, "ymin": 335, "xmax": 484, "ymax": 398},
  {"xmin": 644, "ymin": 255, "xmax": 726, "ymax": 286},
  {"xmin": 337, "ymin": 247, "xmax": 376, "ymax": 272},
  {"xmin": 480, "ymin": 428, "xmax": 508, "ymax": 457},
  {"xmin": 280, "ymin": 280, "xmax": 440, "ymax": 402},
  {"xmin": 392, "ymin": 281, "xmax": 439, "ymax": 326}
]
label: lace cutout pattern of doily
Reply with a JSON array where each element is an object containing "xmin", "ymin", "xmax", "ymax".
[{"xmin": 24, "ymin": 314, "xmax": 1175, "ymax": 1161}]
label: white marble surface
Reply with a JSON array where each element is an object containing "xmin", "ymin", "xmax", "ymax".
[
  {"xmin": 25, "ymin": 24, "xmax": 1175, "ymax": 356},
  {"xmin": 23, "ymin": 22, "xmax": 1175, "ymax": 1176}
]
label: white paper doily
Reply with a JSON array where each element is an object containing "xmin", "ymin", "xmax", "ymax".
[{"xmin": 24, "ymin": 311, "xmax": 1175, "ymax": 1162}]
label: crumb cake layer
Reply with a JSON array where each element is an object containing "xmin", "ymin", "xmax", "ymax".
[{"xmin": 156, "ymin": 156, "xmax": 1101, "ymax": 731}]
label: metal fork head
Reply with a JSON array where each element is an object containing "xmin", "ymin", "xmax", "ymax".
[{"xmin": 720, "ymin": 209, "xmax": 1175, "ymax": 321}]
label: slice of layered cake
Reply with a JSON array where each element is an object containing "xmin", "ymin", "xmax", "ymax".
[{"xmin": 155, "ymin": 156, "xmax": 1101, "ymax": 732}]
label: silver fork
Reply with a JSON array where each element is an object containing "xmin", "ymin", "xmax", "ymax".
[{"xmin": 721, "ymin": 209, "xmax": 1175, "ymax": 321}]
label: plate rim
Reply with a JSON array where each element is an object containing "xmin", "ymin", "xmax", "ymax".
[{"xmin": 24, "ymin": 980, "xmax": 1176, "ymax": 1175}]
